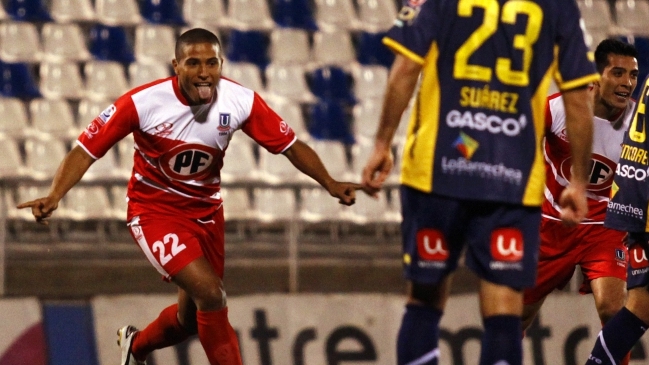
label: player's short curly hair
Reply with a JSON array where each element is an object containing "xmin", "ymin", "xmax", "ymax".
[
  {"xmin": 175, "ymin": 28, "xmax": 222, "ymax": 61},
  {"xmin": 595, "ymin": 38, "xmax": 638, "ymax": 74}
]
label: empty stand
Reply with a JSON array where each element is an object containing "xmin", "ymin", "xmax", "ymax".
[
  {"xmin": 353, "ymin": 64, "xmax": 388, "ymax": 100},
  {"xmin": 226, "ymin": 29, "xmax": 270, "ymax": 69},
  {"xmin": 272, "ymin": 0, "xmax": 317, "ymax": 30},
  {"xmin": 81, "ymin": 147, "xmax": 122, "ymax": 182},
  {"xmin": 228, "ymin": 0, "xmax": 275, "ymax": 30},
  {"xmin": 95, "ymin": 0, "xmax": 142, "ymax": 26},
  {"xmin": 312, "ymin": 29, "xmax": 356, "ymax": 67},
  {"xmin": 77, "ymin": 98, "xmax": 110, "ymax": 127},
  {"xmin": 116, "ymin": 134, "xmax": 135, "ymax": 177},
  {"xmin": 183, "ymin": 0, "xmax": 228, "ymax": 29},
  {"xmin": 357, "ymin": 0, "xmax": 397, "ymax": 32},
  {"xmin": 266, "ymin": 98, "xmax": 309, "ymax": 139},
  {"xmin": 0, "ymin": 135, "xmax": 28, "ymax": 179},
  {"xmin": 352, "ymin": 98, "xmax": 381, "ymax": 143},
  {"xmin": 29, "ymin": 98, "xmax": 78, "ymax": 140},
  {"xmin": 24, "ymin": 136, "xmax": 69, "ymax": 180},
  {"xmin": 39, "ymin": 61, "xmax": 86, "ymax": 100},
  {"xmin": 5, "ymin": 0, "xmax": 52, "ymax": 21},
  {"xmin": 129, "ymin": 62, "xmax": 171, "ymax": 89},
  {"xmin": 89, "ymin": 24, "xmax": 136, "ymax": 64},
  {"xmin": 314, "ymin": 0, "xmax": 359, "ymax": 31},
  {"xmin": 309, "ymin": 66, "xmax": 356, "ymax": 104},
  {"xmin": 110, "ymin": 185, "xmax": 128, "ymax": 220},
  {"xmin": 221, "ymin": 187, "xmax": 252, "ymax": 221},
  {"xmin": 578, "ymin": 0, "xmax": 614, "ymax": 33},
  {"xmin": 220, "ymin": 132, "xmax": 260, "ymax": 184},
  {"xmin": 265, "ymin": 63, "xmax": 316, "ymax": 103},
  {"xmin": 0, "ymin": 21, "xmax": 42, "ymax": 63},
  {"xmin": 614, "ymin": 0, "xmax": 649, "ymax": 35},
  {"xmin": 222, "ymin": 61, "xmax": 264, "ymax": 92},
  {"xmin": 65, "ymin": 186, "xmax": 113, "ymax": 221},
  {"xmin": 134, "ymin": 24, "xmax": 177, "ymax": 64},
  {"xmin": 41, "ymin": 23, "xmax": 92, "ymax": 62},
  {"xmin": 357, "ymin": 31, "xmax": 394, "ymax": 68},
  {"xmin": 84, "ymin": 61, "xmax": 129, "ymax": 101},
  {"xmin": 307, "ymin": 139, "xmax": 352, "ymax": 180},
  {"xmin": 50, "ymin": 0, "xmax": 96, "ymax": 22},
  {"xmin": 0, "ymin": 61, "xmax": 41, "ymax": 99},
  {"xmin": 269, "ymin": 28, "xmax": 311, "ymax": 65},
  {"xmin": 0, "ymin": 97, "xmax": 31, "ymax": 138},
  {"xmin": 308, "ymin": 99, "xmax": 355, "ymax": 144},
  {"xmin": 341, "ymin": 190, "xmax": 391, "ymax": 224},
  {"xmin": 140, "ymin": 0, "xmax": 185, "ymax": 25},
  {"xmin": 300, "ymin": 187, "xmax": 343, "ymax": 223},
  {"xmin": 254, "ymin": 188, "xmax": 296, "ymax": 223}
]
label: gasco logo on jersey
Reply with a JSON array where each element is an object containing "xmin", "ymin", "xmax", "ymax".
[
  {"xmin": 159, "ymin": 143, "xmax": 219, "ymax": 181},
  {"xmin": 416, "ymin": 229, "xmax": 449, "ymax": 269},
  {"xmin": 616, "ymin": 163, "xmax": 649, "ymax": 181},
  {"xmin": 446, "ymin": 110, "xmax": 527, "ymax": 137},
  {"xmin": 489, "ymin": 228, "xmax": 523, "ymax": 270}
]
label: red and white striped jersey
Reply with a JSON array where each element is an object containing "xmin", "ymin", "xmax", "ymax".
[
  {"xmin": 77, "ymin": 76, "xmax": 296, "ymax": 219},
  {"xmin": 542, "ymin": 93, "xmax": 635, "ymax": 223}
]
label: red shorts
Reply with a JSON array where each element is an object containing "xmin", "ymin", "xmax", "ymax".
[
  {"xmin": 523, "ymin": 217, "xmax": 627, "ymax": 305},
  {"xmin": 127, "ymin": 209, "xmax": 225, "ymax": 281}
]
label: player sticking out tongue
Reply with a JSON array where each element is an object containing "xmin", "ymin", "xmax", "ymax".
[
  {"xmin": 197, "ymin": 83, "xmax": 212, "ymax": 100},
  {"xmin": 173, "ymin": 40, "xmax": 222, "ymax": 106}
]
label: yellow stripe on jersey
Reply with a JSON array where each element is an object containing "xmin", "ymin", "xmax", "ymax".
[
  {"xmin": 522, "ymin": 59, "xmax": 557, "ymax": 206},
  {"xmin": 559, "ymin": 73, "xmax": 600, "ymax": 91},
  {"xmin": 383, "ymin": 37, "xmax": 426, "ymax": 65},
  {"xmin": 399, "ymin": 43, "xmax": 440, "ymax": 193}
]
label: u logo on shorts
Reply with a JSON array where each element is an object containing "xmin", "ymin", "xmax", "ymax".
[
  {"xmin": 491, "ymin": 228, "xmax": 523, "ymax": 262},
  {"xmin": 417, "ymin": 229, "xmax": 449, "ymax": 261}
]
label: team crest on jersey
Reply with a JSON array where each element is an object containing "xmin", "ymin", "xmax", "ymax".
[
  {"xmin": 158, "ymin": 143, "xmax": 220, "ymax": 181},
  {"xmin": 98, "ymin": 104, "xmax": 116, "ymax": 125},
  {"xmin": 559, "ymin": 154, "xmax": 616, "ymax": 192},
  {"xmin": 218, "ymin": 113, "xmax": 231, "ymax": 132}
]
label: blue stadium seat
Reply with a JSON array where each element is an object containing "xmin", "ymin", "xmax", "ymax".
[
  {"xmin": 309, "ymin": 66, "xmax": 356, "ymax": 105},
  {"xmin": 140, "ymin": 0, "xmax": 186, "ymax": 25},
  {"xmin": 308, "ymin": 99, "xmax": 355, "ymax": 144},
  {"xmin": 0, "ymin": 61, "xmax": 41, "ymax": 99},
  {"xmin": 272, "ymin": 0, "xmax": 317, "ymax": 30},
  {"xmin": 225, "ymin": 30, "xmax": 270, "ymax": 70},
  {"xmin": 89, "ymin": 24, "xmax": 136, "ymax": 64},
  {"xmin": 357, "ymin": 31, "xmax": 394, "ymax": 68},
  {"xmin": 6, "ymin": 0, "xmax": 52, "ymax": 22}
]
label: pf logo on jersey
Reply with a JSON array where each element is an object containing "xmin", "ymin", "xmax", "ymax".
[
  {"xmin": 417, "ymin": 229, "xmax": 449, "ymax": 261},
  {"xmin": 159, "ymin": 143, "xmax": 219, "ymax": 181},
  {"xmin": 629, "ymin": 243, "xmax": 649, "ymax": 269},
  {"xmin": 491, "ymin": 228, "xmax": 523, "ymax": 262},
  {"xmin": 559, "ymin": 154, "xmax": 617, "ymax": 191}
]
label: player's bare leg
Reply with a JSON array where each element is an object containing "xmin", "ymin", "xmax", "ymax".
[
  {"xmin": 478, "ymin": 279, "xmax": 524, "ymax": 365},
  {"xmin": 521, "ymin": 297, "xmax": 546, "ymax": 331},
  {"xmin": 626, "ymin": 286, "xmax": 649, "ymax": 325},
  {"xmin": 172, "ymin": 257, "xmax": 242, "ymax": 365}
]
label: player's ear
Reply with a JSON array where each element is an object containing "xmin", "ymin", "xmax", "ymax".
[{"xmin": 172, "ymin": 59, "xmax": 179, "ymax": 75}]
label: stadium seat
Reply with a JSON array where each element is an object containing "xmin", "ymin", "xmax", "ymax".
[
  {"xmin": 95, "ymin": 0, "xmax": 142, "ymax": 26},
  {"xmin": 24, "ymin": 136, "xmax": 68, "ymax": 180},
  {"xmin": 134, "ymin": 24, "xmax": 176, "ymax": 64},
  {"xmin": 222, "ymin": 61, "xmax": 264, "ymax": 92},
  {"xmin": 42, "ymin": 23, "xmax": 92, "ymax": 62},
  {"xmin": 272, "ymin": 0, "xmax": 317, "ymax": 30},
  {"xmin": 300, "ymin": 187, "xmax": 343, "ymax": 223},
  {"xmin": 306, "ymin": 139, "xmax": 352, "ymax": 180},
  {"xmin": 129, "ymin": 62, "xmax": 171, "ymax": 89},
  {"xmin": 253, "ymin": 188, "xmax": 296, "ymax": 223},
  {"xmin": 314, "ymin": 0, "xmax": 358, "ymax": 31},
  {"xmin": 309, "ymin": 66, "xmax": 356, "ymax": 105},
  {"xmin": 29, "ymin": 98, "xmax": 78, "ymax": 140},
  {"xmin": 226, "ymin": 29, "xmax": 270, "ymax": 70},
  {"xmin": 0, "ymin": 97, "xmax": 32, "ymax": 139},
  {"xmin": 353, "ymin": 64, "xmax": 388, "ymax": 100},
  {"xmin": 269, "ymin": 28, "xmax": 311, "ymax": 65},
  {"xmin": 65, "ymin": 186, "xmax": 113, "ymax": 220},
  {"xmin": 312, "ymin": 29, "xmax": 356, "ymax": 67},
  {"xmin": 140, "ymin": 0, "xmax": 185, "ymax": 25},
  {"xmin": 357, "ymin": 31, "xmax": 394, "ymax": 68},
  {"xmin": 577, "ymin": 0, "xmax": 614, "ymax": 32},
  {"xmin": 89, "ymin": 24, "xmax": 136, "ymax": 64},
  {"xmin": 266, "ymin": 98, "xmax": 309, "ymax": 139},
  {"xmin": 228, "ymin": 0, "xmax": 275, "ymax": 30},
  {"xmin": 258, "ymin": 148, "xmax": 302, "ymax": 184},
  {"xmin": 614, "ymin": 0, "xmax": 649, "ymax": 35},
  {"xmin": 220, "ymin": 187, "xmax": 252, "ymax": 221},
  {"xmin": 183, "ymin": 0, "xmax": 228, "ymax": 29},
  {"xmin": 0, "ymin": 21, "xmax": 42, "ymax": 63},
  {"xmin": 50, "ymin": 0, "xmax": 95, "ymax": 22},
  {"xmin": 116, "ymin": 134, "xmax": 135, "ymax": 177},
  {"xmin": 39, "ymin": 61, "xmax": 86, "ymax": 100},
  {"xmin": 0, "ymin": 135, "xmax": 28, "ymax": 179},
  {"xmin": 220, "ymin": 132, "xmax": 260, "ymax": 184},
  {"xmin": 308, "ymin": 99, "xmax": 356, "ymax": 144},
  {"xmin": 84, "ymin": 61, "xmax": 129, "ymax": 101},
  {"xmin": 342, "ymin": 190, "xmax": 390, "ymax": 224},
  {"xmin": 110, "ymin": 185, "xmax": 128, "ymax": 220},
  {"xmin": 352, "ymin": 98, "xmax": 381, "ymax": 143},
  {"xmin": 265, "ymin": 63, "xmax": 315, "ymax": 103},
  {"xmin": 357, "ymin": 0, "xmax": 397, "ymax": 32},
  {"xmin": 0, "ymin": 61, "xmax": 41, "ymax": 99},
  {"xmin": 6, "ymin": 0, "xmax": 52, "ymax": 21},
  {"xmin": 81, "ymin": 147, "xmax": 121, "ymax": 181},
  {"xmin": 77, "ymin": 98, "xmax": 110, "ymax": 127}
]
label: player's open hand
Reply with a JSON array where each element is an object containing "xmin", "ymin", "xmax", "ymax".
[
  {"xmin": 361, "ymin": 145, "xmax": 393, "ymax": 197},
  {"xmin": 558, "ymin": 183, "xmax": 588, "ymax": 227},
  {"xmin": 16, "ymin": 196, "xmax": 59, "ymax": 225},
  {"xmin": 328, "ymin": 182, "xmax": 363, "ymax": 206}
]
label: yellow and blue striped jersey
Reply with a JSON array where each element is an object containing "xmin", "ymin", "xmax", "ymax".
[{"xmin": 385, "ymin": 0, "xmax": 599, "ymax": 206}]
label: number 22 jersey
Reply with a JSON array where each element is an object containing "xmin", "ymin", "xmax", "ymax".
[{"xmin": 385, "ymin": 0, "xmax": 599, "ymax": 206}]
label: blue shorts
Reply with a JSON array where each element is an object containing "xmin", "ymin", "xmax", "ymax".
[
  {"xmin": 626, "ymin": 232, "xmax": 649, "ymax": 289},
  {"xmin": 400, "ymin": 186, "xmax": 541, "ymax": 290}
]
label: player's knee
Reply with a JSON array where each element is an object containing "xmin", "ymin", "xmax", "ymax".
[
  {"xmin": 193, "ymin": 284, "xmax": 227, "ymax": 311},
  {"xmin": 597, "ymin": 301, "xmax": 625, "ymax": 324},
  {"xmin": 410, "ymin": 281, "xmax": 445, "ymax": 308}
]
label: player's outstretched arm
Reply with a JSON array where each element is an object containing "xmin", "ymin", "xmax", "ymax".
[
  {"xmin": 361, "ymin": 54, "xmax": 421, "ymax": 196},
  {"xmin": 16, "ymin": 145, "xmax": 95, "ymax": 225},
  {"xmin": 559, "ymin": 85, "xmax": 594, "ymax": 226},
  {"xmin": 283, "ymin": 140, "xmax": 361, "ymax": 206}
]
